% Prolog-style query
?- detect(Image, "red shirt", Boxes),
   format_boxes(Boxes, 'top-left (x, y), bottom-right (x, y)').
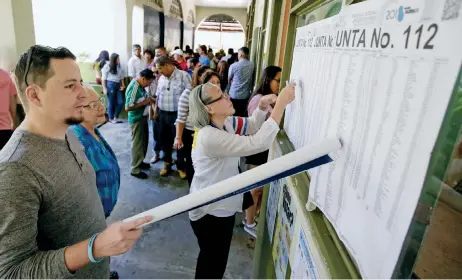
top-left (178, 59), bottom-right (188, 71)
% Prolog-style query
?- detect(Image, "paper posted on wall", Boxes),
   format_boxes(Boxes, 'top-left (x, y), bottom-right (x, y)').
top-left (285, 0), bottom-right (462, 278)
top-left (267, 179), bottom-right (282, 243)
top-left (291, 227), bottom-right (319, 279)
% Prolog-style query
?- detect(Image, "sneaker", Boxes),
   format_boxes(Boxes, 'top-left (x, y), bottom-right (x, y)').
top-left (131, 171), bottom-right (148, 179)
top-left (150, 153), bottom-right (160, 163)
top-left (178, 170), bottom-right (187, 179)
top-left (113, 118), bottom-right (123, 123)
top-left (244, 223), bottom-right (257, 238)
top-left (160, 162), bottom-right (172, 176)
top-left (139, 162), bottom-right (150, 170)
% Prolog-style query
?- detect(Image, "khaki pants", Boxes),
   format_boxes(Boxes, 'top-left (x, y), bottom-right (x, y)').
top-left (130, 117), bottom-right (149, 174)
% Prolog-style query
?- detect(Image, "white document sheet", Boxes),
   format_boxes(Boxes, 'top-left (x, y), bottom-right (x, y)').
top-left (284, 0), bottom-right (462, 278)
top-left (291, 226), bottom-right (319, 279)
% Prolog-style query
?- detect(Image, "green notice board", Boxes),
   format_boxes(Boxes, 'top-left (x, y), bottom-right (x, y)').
top-left (253, 0), bottom-right (462, 278)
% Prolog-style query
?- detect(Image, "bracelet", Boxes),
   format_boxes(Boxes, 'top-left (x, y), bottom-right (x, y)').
top-left (88, 233), bottom-right (103, 263)
top-left (175, 137), bottom-right (182, 140)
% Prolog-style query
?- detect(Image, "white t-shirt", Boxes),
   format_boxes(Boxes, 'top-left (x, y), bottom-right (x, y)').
top-left (189, 108), bottom-right (280, 221)
top-left (127, 55), bottom-right (147, 78)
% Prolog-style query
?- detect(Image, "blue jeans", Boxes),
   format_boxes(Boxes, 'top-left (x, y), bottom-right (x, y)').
top-left (107, 81), bottom-right (123, 120)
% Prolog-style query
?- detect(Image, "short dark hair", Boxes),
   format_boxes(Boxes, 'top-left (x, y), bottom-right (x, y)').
top-left (188, 57), bottom-right (198, 63)
top-left (13, 45), bottom-right (76, 110)
top-left (200, 45), bottom-right (207, 53)
top-left (155, 55), bottom-right (175, 66)
top-left (202, 71), bottom-right (220, 84)
top-left (139, 69), bottom-right (155, 79)
top-left (228, 48), bottom-right (234, 55)
top-left (143, 49), bottom-right (154, 58)
top-left (133, 44), bottom-right (141, 49)
top-left (239, 47), bottom-right (250, 56)
top-left (174, 46), bottom-right (180, 50)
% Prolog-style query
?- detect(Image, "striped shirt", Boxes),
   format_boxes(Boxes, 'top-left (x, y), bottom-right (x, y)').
top-left (228, 59), bottom-right (255, 100)
top-left (156, 68), bottom-right (192, 112)
top-left (101, 64), bottom-right (124, 83)
top-left (125, 79), bottom-right (148, 124)
top-left (176, 90), bottom-right (194, 131)
top-left (71, 125), bottom-right (120, 218)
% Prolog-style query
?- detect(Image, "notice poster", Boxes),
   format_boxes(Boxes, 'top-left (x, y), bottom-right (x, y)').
top-left (272, 180), bottom-right (298, 279)
top-left (291, 227), bottom-right (319, 279)
top-left (267, 179), bottom-right (282, 243)
top-left (280, 181), bottom-right (298, 246)
top-left (284, 0), bottom-right (462, 278)
top-left (272, 220), bottom-right (289, 279)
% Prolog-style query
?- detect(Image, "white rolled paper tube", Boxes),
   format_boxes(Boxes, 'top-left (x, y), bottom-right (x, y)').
top-left (124, 137), bottom-right (342, 227)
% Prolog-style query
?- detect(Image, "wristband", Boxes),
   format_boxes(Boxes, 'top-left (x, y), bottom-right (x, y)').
top-left (88, 233), bottom-right (103, 263)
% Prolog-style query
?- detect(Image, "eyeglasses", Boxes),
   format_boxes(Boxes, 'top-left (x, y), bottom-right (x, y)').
top-left (200, 84), bottom-right (229, 105)
top-left (23, 45), bottom-right (59, 87)
top-left (83, 97), bottom-right (105, 110)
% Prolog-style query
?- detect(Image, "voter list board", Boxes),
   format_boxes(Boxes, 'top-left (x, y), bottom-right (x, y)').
top-left (284, 0), bottom-right (462, 278)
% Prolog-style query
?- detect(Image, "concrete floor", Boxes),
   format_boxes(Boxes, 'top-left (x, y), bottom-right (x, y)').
top-left (100, 121), bottom-right (254, 279)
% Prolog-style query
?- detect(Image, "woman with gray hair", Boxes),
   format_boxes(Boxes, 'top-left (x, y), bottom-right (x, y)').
top-left (188, 81), bottom-right (295, 279)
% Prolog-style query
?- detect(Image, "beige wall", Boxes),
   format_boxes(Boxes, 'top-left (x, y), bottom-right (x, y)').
top-left (0, 0), bottom-right (35, 70)
top-left (195, 7), bottom-right (247, 30)
top-left (135, 0), bottom-right (196, 24)
top-left (130, 0), bottom-right (196, 53)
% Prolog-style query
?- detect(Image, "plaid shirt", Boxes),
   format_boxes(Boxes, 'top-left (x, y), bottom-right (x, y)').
top-left (228, 59), bottom-right (255, 100)
top-left (156, 68), bottom-right (192, 112)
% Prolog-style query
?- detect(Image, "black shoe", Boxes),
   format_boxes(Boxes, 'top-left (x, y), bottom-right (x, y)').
top-left (139, 162), bottom-right (150, 170)
top-left (131, 171), bottom-right (148, 179)
top-left (110, 271), bottom-right (119, 279)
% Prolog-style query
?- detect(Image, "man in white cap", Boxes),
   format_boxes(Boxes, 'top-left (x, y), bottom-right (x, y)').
top-left (171, 49), bottom-right (188, 71)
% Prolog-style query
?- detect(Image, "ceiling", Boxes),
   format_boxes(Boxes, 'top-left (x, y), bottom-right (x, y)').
top-left (194, 0), bottom-right (250, 8)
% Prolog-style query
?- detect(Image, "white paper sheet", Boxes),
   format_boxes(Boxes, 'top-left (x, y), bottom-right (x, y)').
top-left (291, 226), bottom-right (319, 279)
top-left (284, 0), bottom-right (462, 278)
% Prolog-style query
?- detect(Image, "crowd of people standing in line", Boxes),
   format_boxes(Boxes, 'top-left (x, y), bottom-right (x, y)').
top-left (0, 42), bottom-right (295, 279)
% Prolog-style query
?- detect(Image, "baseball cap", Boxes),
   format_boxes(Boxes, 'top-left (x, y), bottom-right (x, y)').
top-left (171, 49), bottom-right (184, 56)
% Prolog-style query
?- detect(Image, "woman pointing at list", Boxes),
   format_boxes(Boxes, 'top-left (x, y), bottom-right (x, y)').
top-left (187, 81), bottom-right (295, 279)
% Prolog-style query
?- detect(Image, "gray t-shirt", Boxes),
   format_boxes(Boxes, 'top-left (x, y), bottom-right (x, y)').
top-left (0, 129), bottom-right (110, 278)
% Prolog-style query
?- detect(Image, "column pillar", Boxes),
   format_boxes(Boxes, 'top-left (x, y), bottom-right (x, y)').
top-left (0, 0), bottom-right (35, 69)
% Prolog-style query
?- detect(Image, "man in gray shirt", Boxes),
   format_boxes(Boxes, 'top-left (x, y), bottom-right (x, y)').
top-left (0, 45), bottom-right (151, 278)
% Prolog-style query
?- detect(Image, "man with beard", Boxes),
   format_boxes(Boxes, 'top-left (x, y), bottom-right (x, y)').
top-left (0, 45), bottom-right (151, 278)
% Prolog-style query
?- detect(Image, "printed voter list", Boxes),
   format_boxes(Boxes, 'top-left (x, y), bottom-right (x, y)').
top-left (284, 0), bottom-right (462, 278)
